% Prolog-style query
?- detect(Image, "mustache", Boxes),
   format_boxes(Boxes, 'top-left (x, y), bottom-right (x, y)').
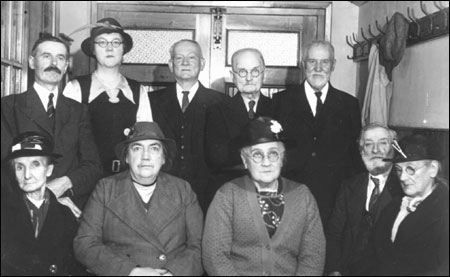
top-left (44, 66), bottom-right (62, 74)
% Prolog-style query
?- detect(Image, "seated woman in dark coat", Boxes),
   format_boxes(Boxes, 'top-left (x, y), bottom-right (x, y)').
top-left (359, 134), bottom-right (449, 276)
top-left (1, 132), bottom-right (83, 276)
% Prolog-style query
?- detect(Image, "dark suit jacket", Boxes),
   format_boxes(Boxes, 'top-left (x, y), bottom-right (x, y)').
top-left (362, 181), bottom-right (449, 276)
top-left (205, 92), bottom-right (273, 202)
top-left (273, 82), bottom-right (363, 224)
top-left (149, 83), bottom-right (226, 212)
top-left (325, 170), bottom-right (403, 275)
top-left (74, 171), bottom-right (204, 276)
top-left (1, 88), bottom-right (102, 208)
top-left (1, 189), bottom-right (82, 276)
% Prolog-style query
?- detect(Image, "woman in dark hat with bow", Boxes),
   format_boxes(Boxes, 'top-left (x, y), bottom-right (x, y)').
top-left (74, 122), bottom-right (203, 276)
top-left (63, 17), bottom-right (153, 177)
top-left (360, 134), bottom-right (449, 276)
top-left (1, 132), bottom-right (84, 276)
top-left (202, 117), bottom-right (325, 276)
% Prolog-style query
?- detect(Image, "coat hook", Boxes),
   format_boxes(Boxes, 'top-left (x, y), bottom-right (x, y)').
top-left (407, 7), bottom-right (421, 38)
top-left (375, 20), bottom-right (385, 34)
top-left (433, 0), bottom-right (443, 10)
top-left (368, 24), bottom-right (378, 38)
top-left (346, 35), bottom-right (355, 59)
top-left (361, 27), bottom-right (372, 43)
top-left (420, 1), bottom-right (434, 33)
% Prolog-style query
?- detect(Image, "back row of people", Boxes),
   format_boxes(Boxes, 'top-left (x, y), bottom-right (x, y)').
top-left (1, 17), bottom-right (447, 276)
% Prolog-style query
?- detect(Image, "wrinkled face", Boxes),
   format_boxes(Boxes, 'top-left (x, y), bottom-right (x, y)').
top-left (395, 160), bottom-right (437, 198)
top-left (231, 51), bottom-right (265, 96)
top-left (169, 41), bottom-right (205, 83)
top-left (126, 139), bottom-right (165, 183)
top-left (94, 33), bottom-right (124, 68)
top-left (360, 127), bottom-right (395, 175)
top-left (241, 142), bottom-right (284, 188)
top-left (303, 44), bottom-right (335, 91)
top-left (29, 41), bottom-right (68, 87)
top-left (13, 156), bottom-right (53, 194)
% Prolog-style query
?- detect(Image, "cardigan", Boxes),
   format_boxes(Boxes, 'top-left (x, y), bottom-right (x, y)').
top-left (202, 175), bottom-right (325, 276)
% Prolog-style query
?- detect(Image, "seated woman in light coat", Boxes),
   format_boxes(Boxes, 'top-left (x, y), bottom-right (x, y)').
top-left (74, 122), bottom-right (203, 276)
top-left (202, 117), bottom-right (325, 276)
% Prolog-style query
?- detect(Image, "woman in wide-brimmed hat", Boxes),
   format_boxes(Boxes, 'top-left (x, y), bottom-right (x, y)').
top-left (1, 131), bottom-right (85, 276)
top-left (63, 17), bottom-right (153, 177)
top-left (360, 134), bottom-right (449, 275)
top-left (74, 122), bottom-right (204, 276)
top-left (202, 116), bottom-right (325, 276)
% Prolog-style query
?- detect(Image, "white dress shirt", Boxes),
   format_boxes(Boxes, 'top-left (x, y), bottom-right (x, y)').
top-left (304, 81), bottom-right (329, 116)
top-left (365, 173), bottom-right (388, 211)
top-left (176, 82), bottom-right (199, 108)
top-left (34, 82), bottom-right (59, 111)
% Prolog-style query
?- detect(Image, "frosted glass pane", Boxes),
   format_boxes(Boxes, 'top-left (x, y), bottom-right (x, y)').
top-left (227, 31), bottom-right (299, 67)
top-left (123, 30), bottom-right (194, 64)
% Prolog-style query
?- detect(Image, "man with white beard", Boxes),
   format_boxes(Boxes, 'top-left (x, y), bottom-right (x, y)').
top-left (324, 123), bottom-right (404, 276)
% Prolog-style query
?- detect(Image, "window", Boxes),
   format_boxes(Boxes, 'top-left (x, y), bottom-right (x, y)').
top-left (1, 1), bottom-right (28, 97)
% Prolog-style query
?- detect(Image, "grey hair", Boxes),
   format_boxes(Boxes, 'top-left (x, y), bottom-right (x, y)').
top-left (169, 39), bottom-right (203, 59)
top-left (358, 123), bottom-right (398, 151)
top-left (302, 40), bottom-right (335, 62)
top-left (231, 48), bottom-right (266, 71)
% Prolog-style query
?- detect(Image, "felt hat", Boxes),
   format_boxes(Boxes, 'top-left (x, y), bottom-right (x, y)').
top-left (5, 131), bottom-right (61, 161)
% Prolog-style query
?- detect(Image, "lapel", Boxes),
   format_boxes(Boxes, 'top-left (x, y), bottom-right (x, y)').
top-left (294, 83), bottom-right (315, 130)
top-left (155, 84), bottom-right (181, 135)
top-left (106, 173), bottom-right (165, 251)
top-left (16, 88), bottom-right (53, 136)
top-left (7, 191), bottom-right (38, 244)
top-left (255, 93), bottom-right (272, 117)
top-left (53, 94), bottom-right (72, 139)
top-left (228, 92), bottom-right (250, 123)
top-left (348, 173), bottom-right (369, 237)
top-left (315, 84), bottom-right (341, 130)
top-left (106, 172), bottom-right (182, 252)
top-left (373, 170), bottom-right (402, 222)
top-left (395, 184), bottom-right (447, 244)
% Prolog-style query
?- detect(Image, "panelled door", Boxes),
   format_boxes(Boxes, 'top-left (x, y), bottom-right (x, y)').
top-left (95, 2), bottom-right (329, 96)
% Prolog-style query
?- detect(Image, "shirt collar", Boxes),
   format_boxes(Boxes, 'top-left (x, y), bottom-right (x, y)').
top-left (34, 82), bottom-right (59, 109)
top-left (89, 71), bottom-right (135, 104)
top-left (241, 93), bottom-right (260, 112)
top-left (176, 82), bottom-right (199, 104)
top-left (304, 80), bottom-right (329, 99)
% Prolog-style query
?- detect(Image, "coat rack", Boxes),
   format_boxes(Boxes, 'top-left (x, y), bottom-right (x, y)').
top-left (347, 1), bottom-right (449, 61)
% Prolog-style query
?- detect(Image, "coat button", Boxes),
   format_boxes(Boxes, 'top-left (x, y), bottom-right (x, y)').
top-left (49, 264), bottom-right (58, 274)
top-left (158, 254), bottom-right (167, 261)
top-left (311, 152), bottom-right (316, 157)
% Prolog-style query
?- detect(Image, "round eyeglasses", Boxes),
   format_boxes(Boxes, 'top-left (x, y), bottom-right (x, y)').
top-left (232, 68), bottom-right (264, 78)
top-left (395, 164), bottom-right (427, 176)
top-left (246, 150), bottom-right (283, 163)
top-left (94, 39), bottom-right (123, 48)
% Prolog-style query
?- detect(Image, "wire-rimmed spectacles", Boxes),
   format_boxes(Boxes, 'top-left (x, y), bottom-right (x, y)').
top-left (94, 39), bottom-right (123, 48)
top-left (395, 164), bottom-right (427, 176)
top-left (246, 150), bottom-right (284, 163)
top-left (232, 68), bottom-right (264, 78)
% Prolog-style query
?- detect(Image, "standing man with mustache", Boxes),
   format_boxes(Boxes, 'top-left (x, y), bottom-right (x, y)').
top-left (324, 123), bottom-right (403, 276)
top-left (1, 34), bottom-right (102, 216)
top-left (273, 40), bottom-right (363, 226)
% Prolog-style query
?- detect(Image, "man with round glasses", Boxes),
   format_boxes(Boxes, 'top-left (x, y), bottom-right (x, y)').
top-left (203, 117), bottom-right (325, 276)
top-left (63, 17), bottom-right (153, 177)
top-left (206, 48), bottom-right (274, 201)
top-left (359, 133), bottom-right (448, 275)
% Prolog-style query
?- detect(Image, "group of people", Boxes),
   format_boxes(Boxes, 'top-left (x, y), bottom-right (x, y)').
top-left (1, 17), bottom-right (448, 276)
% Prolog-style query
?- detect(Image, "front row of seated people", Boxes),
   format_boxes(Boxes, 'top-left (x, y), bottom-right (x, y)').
top-left (2, 120), bottom-right (448, 276)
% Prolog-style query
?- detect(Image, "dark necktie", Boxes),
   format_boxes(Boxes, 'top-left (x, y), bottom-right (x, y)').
top-left (47, 93), bottom-right (55, 118)
top-left (248, 100), bottom-right (256, 120)
top-left (181, 91), bottom-right (190, 113)
top-left (369, 177), bottom-right (381, 211)
top-left (315, 91), bottom-right (323, 116)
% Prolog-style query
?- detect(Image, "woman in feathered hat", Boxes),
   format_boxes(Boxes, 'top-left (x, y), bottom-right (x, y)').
top-left (63, 17), bottom-right (153, 177)
top-left (202, 117), bottom-right (325, 275)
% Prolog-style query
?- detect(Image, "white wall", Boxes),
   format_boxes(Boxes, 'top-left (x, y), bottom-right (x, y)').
top-left (330, 1), bottom-right (359, 96)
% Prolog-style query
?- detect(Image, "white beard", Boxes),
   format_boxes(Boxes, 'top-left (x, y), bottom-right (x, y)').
top-left (363, 156), bottom-right (392, 175)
